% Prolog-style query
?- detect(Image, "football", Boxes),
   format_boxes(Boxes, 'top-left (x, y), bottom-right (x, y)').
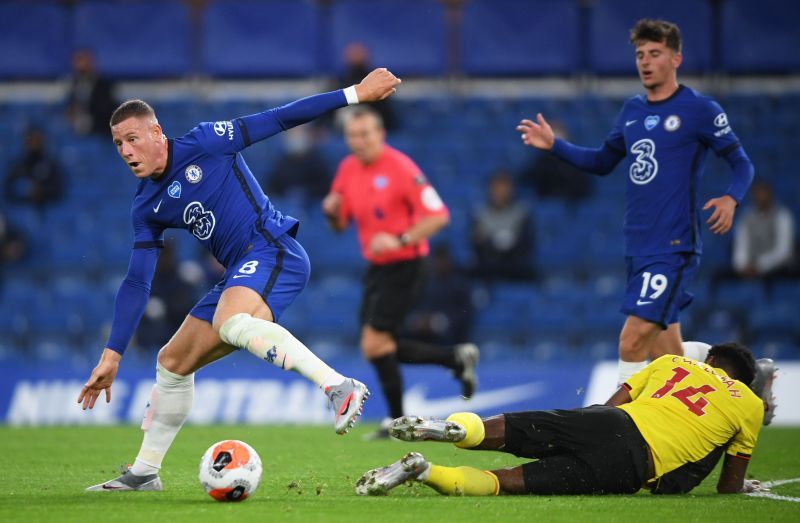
top-left (198, 440), bottom-right (262, 502)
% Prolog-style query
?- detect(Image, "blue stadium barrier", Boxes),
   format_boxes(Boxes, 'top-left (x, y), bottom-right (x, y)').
top-left (328, 0), bottom-right (446, 76)
top-left (721, 0), bottom-right (800, 73)
top-left (461, 0), bottom-right (579, 75)
top-left (202, 0), bottom-right (319, 77)
top-left (588, 0), bottom-right (712, 74)
top-left (73, 0), bottom-right (191, 78)
top-left (0, 2), bottom-right (68, 78)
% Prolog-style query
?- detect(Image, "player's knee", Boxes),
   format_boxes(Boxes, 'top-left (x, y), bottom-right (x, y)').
top-left (619, 331), bottom-right (647, 361)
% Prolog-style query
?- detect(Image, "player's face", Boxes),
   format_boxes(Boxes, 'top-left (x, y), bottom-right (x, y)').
top-left (345, 115), bottom-right (385, 164)
top-left (635, 40), bottom-right (681, 90)
top-left (111, 116), bottom-right (164, 178)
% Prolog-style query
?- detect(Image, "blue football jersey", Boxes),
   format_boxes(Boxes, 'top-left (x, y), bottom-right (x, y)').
top-left (130, 120), bottom-right (297, 269)
top-left (604, 85), bottom-right (742, 256)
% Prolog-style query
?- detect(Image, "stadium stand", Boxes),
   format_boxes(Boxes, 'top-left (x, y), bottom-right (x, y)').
top-left (0, 0), bottom-right (798, 365)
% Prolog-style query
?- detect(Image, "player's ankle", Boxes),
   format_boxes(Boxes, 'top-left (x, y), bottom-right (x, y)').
top-left (130, 458), bottom-right (159, 477)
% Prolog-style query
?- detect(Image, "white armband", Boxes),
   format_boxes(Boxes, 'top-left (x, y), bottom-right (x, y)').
top-left (343, 85), bottom-right (359, 105)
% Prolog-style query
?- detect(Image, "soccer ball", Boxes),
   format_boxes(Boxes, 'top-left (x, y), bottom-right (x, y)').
top-left (198, 440), bottom-right (262, 502)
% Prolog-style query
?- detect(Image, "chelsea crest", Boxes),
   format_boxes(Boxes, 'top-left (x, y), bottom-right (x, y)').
top-left (185, 164), bottom-right (203, 183)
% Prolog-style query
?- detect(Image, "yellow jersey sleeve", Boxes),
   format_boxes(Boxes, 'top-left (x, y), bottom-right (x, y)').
top-left (727, 397), bottom-right (764, 460)
top-left (623, 356), bottom-right (665, 400)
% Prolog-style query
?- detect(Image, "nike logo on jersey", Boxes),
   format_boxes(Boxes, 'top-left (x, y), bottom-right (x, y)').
top-left (626, 120), bottom-right (638, 127)
top-left (153, 200), bottom-right (163, 213)
top-left (636, 299), bottom-right (654, 306)
top-left (232, 275), bottom-right (251, 279)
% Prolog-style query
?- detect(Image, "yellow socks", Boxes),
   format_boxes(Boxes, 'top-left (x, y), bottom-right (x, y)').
top-left (419, 412), bottom-right (496, 495)
top-left (446, 412), bottom-right (485, 449)
top-left (425, 465), bottom-right (499, 496)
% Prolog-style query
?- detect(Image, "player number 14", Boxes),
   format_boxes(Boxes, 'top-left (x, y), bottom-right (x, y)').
top-left (651, 367), bottom-right (715, 416)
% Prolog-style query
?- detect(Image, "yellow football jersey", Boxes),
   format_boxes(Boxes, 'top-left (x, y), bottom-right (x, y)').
top-left (618, 355), bottom-right (763, 479)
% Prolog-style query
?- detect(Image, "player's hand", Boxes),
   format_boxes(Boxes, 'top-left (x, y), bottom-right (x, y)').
top-left (355, 68), bottom-right (402, 102)
top-left (742, 479), bottom-right (769, 493)
top-left (369, 232), bottom-right (402, 255)
top-left (703, 195), bottom-right (737, 235)
top-left (78, 348), bottom-right (121, 410)
top-left (517, 113), bottom-right (555, 150)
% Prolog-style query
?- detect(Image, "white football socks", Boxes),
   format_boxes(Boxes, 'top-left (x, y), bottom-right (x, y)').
top-left (682, 341), bottom-right (711, 363)
top-left (130, 364), bottom-right (194, 476)
top-left (617, 359), bottom-right (648, 387)
top-left (219, 312), bottom-right (345, 389)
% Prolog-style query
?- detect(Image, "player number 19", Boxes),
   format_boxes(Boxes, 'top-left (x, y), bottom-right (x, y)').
top-left (640, 272), bottom-right (668, 300)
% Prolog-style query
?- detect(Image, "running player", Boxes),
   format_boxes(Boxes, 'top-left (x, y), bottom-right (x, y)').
top-left (80, 68), bottom-right (401, 492)
top-left (517, 19), bottom-right (755, 386)
top-left (322, 108), bottom-right (479, 439)
top-left (357, 343), bottom-right (765, 496)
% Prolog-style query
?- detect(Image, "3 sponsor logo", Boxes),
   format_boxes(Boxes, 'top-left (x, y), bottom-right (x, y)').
top-left (183, 201), bottom-right (216, 240)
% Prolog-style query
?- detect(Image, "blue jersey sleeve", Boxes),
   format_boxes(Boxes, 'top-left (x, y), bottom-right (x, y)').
top-left (133, 208), bottom-right (165, 248)
top-left (106, 209), bottom-right (164, 354)
top-left (604, 105), bottom-right (627, 155)
top-left (105, 246), bottom-right (160, 354)
top-left (697, 97), bottom-right (754, 203)
top-left (549, 104), bottom-right (626, 175)
top-left (697, 97), bottom-right (741, 156)
top-left (190, 89), bottom-right (349, 156)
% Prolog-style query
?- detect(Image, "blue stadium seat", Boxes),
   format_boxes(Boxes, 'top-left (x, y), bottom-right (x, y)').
top-left (0, 2), bottom-right (68, 78)
top-left (329, 0), bottom-right (446, 76)
top-left (461, 0), bottom-right (579, 75)
top-left (721, 0), bottom-right (800, 73)
top-left (588, 0), bottom-right (712, 74)
top-left (73, 0), bottom-right (191, 78)
top-left (202, 0), bottom-right (318, 77)
top-left (714, 281), bottom-right (766, 310)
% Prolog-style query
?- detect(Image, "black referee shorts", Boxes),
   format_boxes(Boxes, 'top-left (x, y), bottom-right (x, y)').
top-left (504, 405), bottom-right (650, 495)
top-left (360, 258), bottom-right (424, 334)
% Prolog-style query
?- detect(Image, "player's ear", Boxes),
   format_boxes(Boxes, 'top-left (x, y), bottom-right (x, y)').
top-left (151, 123), bottom-right (163, 140)
top-left (672, 51), bottom-right (683, 69)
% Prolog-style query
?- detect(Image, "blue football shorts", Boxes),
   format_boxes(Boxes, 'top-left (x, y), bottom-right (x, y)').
top-left (621, 252), bottom-right (700, 329)
top-left (190, 231), bottom-right (310, 324)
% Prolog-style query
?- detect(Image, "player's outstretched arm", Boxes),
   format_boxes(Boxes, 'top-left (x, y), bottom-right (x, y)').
top-left (354, 67), bottom-right (402, 102)
top-left (77, 348), bottom-right (121, 410)
top-left (518, 114), bottom-right (624, 175)
top-left (226, 68), bottom-right (401, 151)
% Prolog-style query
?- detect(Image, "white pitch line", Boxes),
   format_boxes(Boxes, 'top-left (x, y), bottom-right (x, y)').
top-left (746, 477), bottom-right (800, 503)
top-left (761, 478), bottom-right (800, 489)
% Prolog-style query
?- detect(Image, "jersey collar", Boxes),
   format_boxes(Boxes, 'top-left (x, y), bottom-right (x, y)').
top-left (149, 138), bottom-right (173, 183)
top-left (645, 84), bottom-right (685, 106)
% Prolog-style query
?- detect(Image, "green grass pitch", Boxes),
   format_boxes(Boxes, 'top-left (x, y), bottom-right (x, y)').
top-left (0, 424), bottom-right (798, 522)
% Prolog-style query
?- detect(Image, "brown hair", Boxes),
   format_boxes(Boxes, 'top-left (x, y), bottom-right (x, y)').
top-left (629, 19), bottom-right (681, 53)
top-left (109, 99), bottom-right (156, 127)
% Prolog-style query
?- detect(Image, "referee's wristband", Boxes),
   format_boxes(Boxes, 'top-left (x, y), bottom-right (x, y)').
top-left (343, 86), bottom-right (359, 105)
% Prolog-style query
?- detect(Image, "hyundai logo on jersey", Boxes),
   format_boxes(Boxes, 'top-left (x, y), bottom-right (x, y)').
top-left (644, 115), bottom-right (661, 130)
top-left (168, 181), bottom-right (182, 198)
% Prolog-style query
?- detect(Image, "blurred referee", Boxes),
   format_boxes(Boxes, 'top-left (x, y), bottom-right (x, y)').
top-left (323, 108), bottom-right (479, 438)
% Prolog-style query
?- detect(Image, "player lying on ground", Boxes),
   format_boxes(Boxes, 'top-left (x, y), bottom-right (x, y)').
top-left (78, 68), bottom-right (401, 492)
top-left (356, 343), bottom-right (769, 496)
